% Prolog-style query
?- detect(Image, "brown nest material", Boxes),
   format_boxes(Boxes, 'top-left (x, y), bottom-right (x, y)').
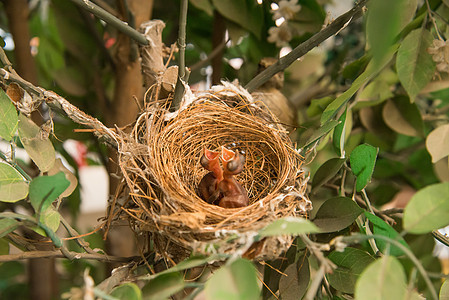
top-left (114, 82), bottom-right (312, 261)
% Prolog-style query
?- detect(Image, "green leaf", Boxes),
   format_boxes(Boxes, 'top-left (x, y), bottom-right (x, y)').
top-left (299, 120), bottom-right (340, 148)
top-left (279, 258), bottom-right (310, 300)
top-left (0, 89), bottom-right (18, 141)
top-left (333, 109), bottom-right (350, 156)
top-left (259, 217), bottom-right (320, 237)
top-left (327, 247), bottom-right (375, 294)
top-left (0, 238), bottom-right (9, 255)
top-left (342, 55), bottom-right (370, 80)
top-left (403, 182), bottom-right (449, 234)
top-left (313, 197), bottom-right (363, 233)
top-left (189, 0), bottom-right (213, 16)
top-left (47, 158), bottom-right (77, 197)
top-left (142, 272), bottom-right (184, 300)
top-left (364, 212), bottom-right (409, 256)
top-left (0, 163), bottom-right (28, 202)
top-left (307, 96), bottom-right (333, 117)
top-left (440, 279), bottom-right (449, 300)
top-left (355, 256), bottom-right (407, 300)
top-left (212, 0), bottom-right (263, 39)
top-left (426, 124), bottom-right (449, 163)
top-left (321, 54), bottom-right (394, 124)
top-left (366, 0), bottom-right (410, 66)
top-left (204, 259), bottom-right (260, 300)
top-left (355, 69), bottom-right (398, 108)
top-left (397, 28), bottom-right (435, 101)
top-left (29, 172), bottom-right (70, 214)
top-left (111, 283), bottom-right (142, 300)
top-left (350, 144), bottom-right (378, 192)
top-left (0, 218), bottom-right (18, 238)
top-left (40, 208), bottom-right (60, 232)
top-left (312, 158), bottom-right (346, 191)
top-left (18, 114), bottom-right (55, 172)
top-left (382, 96), bottom-right (424, 137)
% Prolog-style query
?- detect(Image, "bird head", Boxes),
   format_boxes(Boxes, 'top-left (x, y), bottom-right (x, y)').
top-left (221, 146), bottom-right (245, 175)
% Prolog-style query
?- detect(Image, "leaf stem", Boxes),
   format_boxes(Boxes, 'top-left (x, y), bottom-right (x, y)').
top-left (0, 151), bottom-right (32, 181)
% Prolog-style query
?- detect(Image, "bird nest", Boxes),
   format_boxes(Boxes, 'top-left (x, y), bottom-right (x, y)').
top-left (113, 82), bottom-right (312, 261)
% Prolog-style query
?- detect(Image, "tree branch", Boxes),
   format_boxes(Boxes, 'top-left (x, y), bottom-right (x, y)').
top-left (68, 0), bottom-right (148, 45)
top-left (0, 52), bottom-right (118, 149)
top-left (59, 215), bottom-right (97, 254)
top-left (0, 249), bottom-right (140, 263)
top-left (189, 38), bottom-right (228, 72)
top-left (245, 0), bottom-right (368, 93)
top-left (172, 0), bottom-right (189, 111)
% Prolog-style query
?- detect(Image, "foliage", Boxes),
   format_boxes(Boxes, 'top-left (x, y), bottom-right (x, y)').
top-left (0, 0), bottom-right (449, 299)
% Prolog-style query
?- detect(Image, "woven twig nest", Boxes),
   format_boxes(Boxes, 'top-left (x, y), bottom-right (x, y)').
top-left (114, 82), bottom-right (311, 261)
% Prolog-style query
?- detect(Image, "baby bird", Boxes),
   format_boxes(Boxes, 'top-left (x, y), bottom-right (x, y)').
top-left (217, 146), bottom-right (249, 208)
top-left (198, 148), bottom-right (223, 204)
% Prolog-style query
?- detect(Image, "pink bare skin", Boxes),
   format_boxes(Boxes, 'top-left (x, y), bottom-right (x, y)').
top-left (198, 148), bottom-right (223, 204)
top-left (217, 146), bottom-right (249, 208)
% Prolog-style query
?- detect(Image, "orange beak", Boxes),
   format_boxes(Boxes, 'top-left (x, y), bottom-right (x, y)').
top-left (204, 148), bottom-right (220, 161)
top-left (221, 146), bottom-right (235, 162)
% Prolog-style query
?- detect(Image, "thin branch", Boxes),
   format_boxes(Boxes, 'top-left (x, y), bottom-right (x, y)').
top-left (0, 249), bottom-right (139, 263)
top-left (245, 0), bottom-right (368, 93)
top-left (190, 38), bottom-right (229, 72)
top-left (0, 58), bottom-right (118, 149)
top-left (303, 264), bottom-right (326, 300)
top-left (96, 265), bottom-right (133, 293)
top-left (91, 0), bottom-right (120, 18)
top-left (425, 0), bottom-right (443, 40)
top-left (59, 215), bottom-right (97, 254)
top-left (172, 0), bottom-right (189, 111)
top-left (68, 0), bottom-right (148, 45)
top-left (301, 234), bottom-right (335, 273)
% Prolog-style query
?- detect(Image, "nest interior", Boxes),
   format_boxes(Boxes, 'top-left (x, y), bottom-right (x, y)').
top-left (114, 84), bottom-right (311, 261)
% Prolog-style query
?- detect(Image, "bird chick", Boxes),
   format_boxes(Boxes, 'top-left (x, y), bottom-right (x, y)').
top-left (217, 146), bottom-right (249, 208)
top-left (198, 148), bottom-right (223, 204)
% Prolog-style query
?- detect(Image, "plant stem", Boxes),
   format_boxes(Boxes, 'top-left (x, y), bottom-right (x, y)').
top-left (172, 0), bottom-right (189, 111)
top-left (303, 264), bottom-right (325, 300)
top-left (59, 214), bottom-right (97, 254)
top-left (340, 234), bottom-right (438, 300)
top-left (69, 0), bottom-right (148, 45)
top-left (0, 151), bottom-right (32, 182)
top-left (0, 249), bottom-right (139, 263)
top-left (245, 0), bottom-right (368, 93)
top-left (190, 38), bottom-right (229, 72)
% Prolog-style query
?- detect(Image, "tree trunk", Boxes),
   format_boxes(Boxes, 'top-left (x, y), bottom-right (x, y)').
top-left (105, 0), bottom-right (154, 273)
top-left (4, 1), bottom-right (56, 299)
